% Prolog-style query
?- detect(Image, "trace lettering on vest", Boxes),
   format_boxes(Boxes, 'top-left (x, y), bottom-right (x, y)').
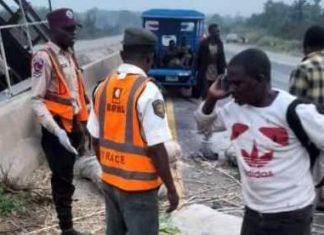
top-left (101, 150), bottom-right (126, 165)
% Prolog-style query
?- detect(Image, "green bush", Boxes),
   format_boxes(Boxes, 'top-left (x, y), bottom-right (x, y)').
top-left (0, 182), bottom-right (25, 216)
top-left (246, 32), bottom-right (301, 54)
top-left (246, 31), bottom-right (266, 44)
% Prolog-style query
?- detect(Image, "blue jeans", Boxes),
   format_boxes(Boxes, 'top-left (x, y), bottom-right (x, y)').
top-left (102, 183), bottom-right (159, 235)
top-left (240, 205), bottom-right (313, 235)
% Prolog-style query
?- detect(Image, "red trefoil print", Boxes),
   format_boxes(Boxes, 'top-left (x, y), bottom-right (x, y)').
top-left (241, 142), bottom-right (273, 168)
top-left (231, 123), bottom-right (289, 169)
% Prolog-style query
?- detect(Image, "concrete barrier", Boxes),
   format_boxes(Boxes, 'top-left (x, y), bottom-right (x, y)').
top-left (0, 52), bottom-right (122, 186)
top-left (82, 51), bottom-right (121, 89)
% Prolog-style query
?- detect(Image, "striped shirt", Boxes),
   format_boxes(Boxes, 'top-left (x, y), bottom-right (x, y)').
top-left (289, 50), bottom-right (324, 104)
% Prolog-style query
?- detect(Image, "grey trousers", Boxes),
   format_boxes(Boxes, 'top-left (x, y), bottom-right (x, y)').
top-left (102, 183), bottom-right (159, 235)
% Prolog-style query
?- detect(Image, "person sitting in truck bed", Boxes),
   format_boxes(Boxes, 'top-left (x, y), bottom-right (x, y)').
top-left (162, 38), bottom-right (193, 68)
top-left (178, 36), bottom-right (193, 67)
top-left (162, 40), bottom-right (181, 68)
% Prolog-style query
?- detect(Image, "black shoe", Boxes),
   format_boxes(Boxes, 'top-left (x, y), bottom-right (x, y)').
top-left (61, 228), bottom-right (92, 235)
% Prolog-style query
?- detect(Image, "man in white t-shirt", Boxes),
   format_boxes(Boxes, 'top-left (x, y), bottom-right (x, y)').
top-left (87, 27), bottom-right (179, 235)
top-left (195, 48), bottom-right (323, 235)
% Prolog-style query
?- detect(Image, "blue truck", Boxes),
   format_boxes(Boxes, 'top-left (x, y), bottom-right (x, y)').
top-left (142, 9), bottom-right (205, 96)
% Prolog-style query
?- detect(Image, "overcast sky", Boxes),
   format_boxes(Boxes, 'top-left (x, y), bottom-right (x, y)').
top-left (25, 0), bottom-right (324, 16)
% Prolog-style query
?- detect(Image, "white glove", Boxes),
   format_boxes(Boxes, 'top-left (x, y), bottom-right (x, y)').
top-left (56, 128), bottom-right (78, 155)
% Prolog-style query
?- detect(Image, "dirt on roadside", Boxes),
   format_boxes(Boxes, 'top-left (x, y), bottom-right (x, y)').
top-left (0, 164), bottom-right (106, 235)
top-left (0, 162), bottom-right (180, 235)
top-left (181, 156), bottom-right (243, 216)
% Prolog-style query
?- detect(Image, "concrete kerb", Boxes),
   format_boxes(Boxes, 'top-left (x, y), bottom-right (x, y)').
top-left (0, 52), bottom-right (122, 186)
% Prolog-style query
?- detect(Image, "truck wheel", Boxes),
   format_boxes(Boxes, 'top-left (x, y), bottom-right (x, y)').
top-left (192, 84), bottom-right (202, 98)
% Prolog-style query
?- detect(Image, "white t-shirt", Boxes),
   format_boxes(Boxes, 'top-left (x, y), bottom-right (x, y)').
top-left (87, 63), bottom-right (172, 146)
top-left (196, 90), bottom-right (319, 213)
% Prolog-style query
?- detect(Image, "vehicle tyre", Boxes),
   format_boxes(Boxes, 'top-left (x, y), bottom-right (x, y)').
top-left (192, 83), bottom-right (202, 98)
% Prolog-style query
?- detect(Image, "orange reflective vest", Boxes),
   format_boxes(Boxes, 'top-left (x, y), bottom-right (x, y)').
top-left (94, 73), bottom-right (162, 191)
top-left (40, 47), bottom-right (89, 132)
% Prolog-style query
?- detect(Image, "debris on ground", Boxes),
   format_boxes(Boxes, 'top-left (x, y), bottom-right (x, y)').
top-left (183, 155), bottom-right (243, 217)
top-left (0, 139), bottom-right (185, 235)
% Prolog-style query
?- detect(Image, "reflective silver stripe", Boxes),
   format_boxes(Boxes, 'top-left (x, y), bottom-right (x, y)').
top-left (99, 78), bottom-right (111, 138)
top-left (100, 139), bottom-right (146, 155)
top-left (43, 48), bottom-right (73, 105)
top-left (46, 48), bottom-right (67, 81)
top-left (45, 93), bottom-right (72, 105)
top-left (125, 76), bottom-right (148, 143)
top-left (102, 165), bottom-right (158, 180)
top-left (99, 75), bottom-right (148, 155)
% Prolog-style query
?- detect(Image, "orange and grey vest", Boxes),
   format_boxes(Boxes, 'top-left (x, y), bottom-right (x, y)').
top-left (94, 73), bottom-right (162, 191)
top-left (40, 47), bottom-right (89, 132)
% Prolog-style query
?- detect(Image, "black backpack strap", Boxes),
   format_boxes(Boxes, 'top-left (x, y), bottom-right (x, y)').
top-left (286, 98), bottom-right (320, 169)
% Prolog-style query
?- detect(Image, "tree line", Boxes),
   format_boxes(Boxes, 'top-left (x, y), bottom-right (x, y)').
top-left (5, 1), bottom-right (323, 42)
top-left (208, 0), bottom-right (324, 41)
top-left (248, 0), bottom-right (324, 40)
top-left (32, 7), bottom-right (141, 39)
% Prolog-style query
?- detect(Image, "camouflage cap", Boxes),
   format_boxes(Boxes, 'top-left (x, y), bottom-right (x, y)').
top-left (122, 27), bottom-right (157, 46)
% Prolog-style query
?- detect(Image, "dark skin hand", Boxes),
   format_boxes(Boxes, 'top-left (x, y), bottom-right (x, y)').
top-left (203, 65), bottom-right (277, 115)
top-left (203, 78), bottom-right (231, 115)
top-left (91, 139), bottom-right (179, 212)
top-left (91, 137), bottom-right (100, 162)
top-left (148, 143), bottom-right (179, 213)
top-left (80, 121), bottom-right (93, 152)
top-left (73, 121), bottom-right (88, 155)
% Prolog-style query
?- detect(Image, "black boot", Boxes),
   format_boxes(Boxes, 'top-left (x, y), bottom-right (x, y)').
top-left (61, 228), bottom-right (92, 235)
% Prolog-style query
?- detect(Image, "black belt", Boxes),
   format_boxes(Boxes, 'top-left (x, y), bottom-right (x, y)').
top-left (245, 205), bottom-right (313, 219)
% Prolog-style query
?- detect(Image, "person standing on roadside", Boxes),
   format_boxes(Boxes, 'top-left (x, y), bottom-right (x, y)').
top-left (196, 48), bottom-right (321, 235)
top-left (289, 25), bottom-right (324, 211)
top-left (195, 23), bottom-right (226, 99)
top-left (87, 27), bottom-right (179, 235)
top-left (290, 25), bottom-right (324, 104)
top-left (31, 8), bottom-right (91, 235)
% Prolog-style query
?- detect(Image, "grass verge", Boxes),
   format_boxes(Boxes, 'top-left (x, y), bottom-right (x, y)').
top-left (246, 31), bottom-right (301, 56)
top-left (0, 182), bottom-right (25, 216)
